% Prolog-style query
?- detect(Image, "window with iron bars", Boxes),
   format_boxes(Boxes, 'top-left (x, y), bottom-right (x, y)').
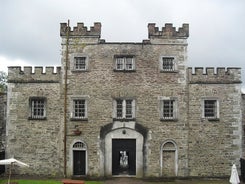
top-left (161, 57), bottom-right (175, 71)
top-left (29, 97), bottom-right (46, 120)
top-left (160, 99), bottom-right (177, 120)
top-left (74, 57), bottom-right (87, 70)
top-left (204, 100), bottom-right (217, 118)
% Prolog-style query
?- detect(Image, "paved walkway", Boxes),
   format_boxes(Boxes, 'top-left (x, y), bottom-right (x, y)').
top-left (104, 177), bottom-right (148, 184)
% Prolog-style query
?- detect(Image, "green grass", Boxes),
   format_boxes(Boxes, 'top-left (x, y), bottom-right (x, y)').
top-left (0, 179), bottom-right (231, 184)
top-left (0, 180), bottom-right (103, 184)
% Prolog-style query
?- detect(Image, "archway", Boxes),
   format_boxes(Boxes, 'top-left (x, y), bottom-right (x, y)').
top-left (71, 141), bottom-right (87, 176)
top-left (160, 140), bottom-right (178, 176)
top-left (104, 126), bottom-right (144, 177)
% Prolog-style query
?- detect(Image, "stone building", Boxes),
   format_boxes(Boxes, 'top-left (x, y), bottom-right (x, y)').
top-left (6, 22), bottom-right (243, 178)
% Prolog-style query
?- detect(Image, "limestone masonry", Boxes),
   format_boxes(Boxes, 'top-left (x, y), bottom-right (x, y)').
top-left (5, 22), bottom-right (244, 178)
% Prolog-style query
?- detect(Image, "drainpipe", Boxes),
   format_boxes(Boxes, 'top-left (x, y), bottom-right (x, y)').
top-left (64, 19), bottom-right (70, 178)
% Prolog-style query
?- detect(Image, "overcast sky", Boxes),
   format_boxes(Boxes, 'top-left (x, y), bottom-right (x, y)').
top-left (0, 0), bottom-right (244, 89)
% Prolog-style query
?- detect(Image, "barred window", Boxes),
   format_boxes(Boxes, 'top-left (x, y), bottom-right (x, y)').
top-left (74, 57), bottom-right (87, 70)
top-left (202, 98), bottom-right (219, 120)
top-left (115, 56), bottom-right (135, 71)
top-left (72, 99), bottom-right (87, 119)
top-left (29, 97), bottom-right (46, 120)
top-left (114, 99), bottom-right (135, 120)
top-left (160, 98), bottom-right (178, 120)
top-left (163, 100), bottom-right (174, 119)
top-left (161, 57), bottom-right (175, 71)
top-left (204, 100), bottom-right (217, 118)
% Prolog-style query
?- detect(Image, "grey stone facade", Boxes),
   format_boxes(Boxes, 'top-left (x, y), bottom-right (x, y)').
top-left (5, 22), bottom-right (243, 178)
top-left (0, 92), bottom-right (6, 152)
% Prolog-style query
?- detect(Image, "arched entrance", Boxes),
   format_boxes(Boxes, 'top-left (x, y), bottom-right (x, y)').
top-left (102, 122), bottom-right (146, 177)
top-left (160, 140), bottom-right (178, 176)
top-left (72, 141), bottom-right (87, 176)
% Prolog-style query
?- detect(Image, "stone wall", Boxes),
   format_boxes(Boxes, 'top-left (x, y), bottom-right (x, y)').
top-left (6, 69), bottom-right (63, 176)
top-left (0, 92), bottom-right (6, 151)
top-left (188, 71), bottom-right (242, 176)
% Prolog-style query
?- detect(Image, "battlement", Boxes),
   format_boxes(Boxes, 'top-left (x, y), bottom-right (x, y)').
top-left (188, 67), bottom-right (242, 84)
top-left (8, 66), bottom-right (61, 83)
top-left (148, 23), bottom-right (189, 39)
top-left (60, 22), bottom-right (101, 37)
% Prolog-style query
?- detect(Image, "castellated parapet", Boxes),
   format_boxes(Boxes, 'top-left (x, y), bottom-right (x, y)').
top-left (8, 66), bottom-right (61, 83)
top-left (148, 23), bottom-right (189, 39)
top-left (188, 67), bottom-right (241, 84)
top-left (60, 22), bottom-right (101, 37)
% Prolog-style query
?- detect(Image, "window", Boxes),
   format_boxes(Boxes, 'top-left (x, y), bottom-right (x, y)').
top-left (115, 56), bottom-right (135, 71)
top-left (160, 98), bottom-right (177, 120)
top-left (202, 99), bottom-right (219, 119)
top-left (114, 99), bottom-right (135, 120)
top-left (29, 97), bottom-right (46, 120)
top-left (161, 57), bottom-right (175, 72)
top-left (71, 99), bottom-right (87, 120)
top-left (74, 57), bottom-right (87, 70)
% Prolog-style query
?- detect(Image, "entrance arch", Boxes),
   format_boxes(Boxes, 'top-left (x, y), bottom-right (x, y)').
top-left (160, 140), bottom-right (178, 176)
top-left (71, 140), bottom-right (87, 176)
top-left (104, 126), bottom-right (144, 177)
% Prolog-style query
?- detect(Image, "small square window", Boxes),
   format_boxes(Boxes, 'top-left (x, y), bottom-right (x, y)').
top-left (74, 57), bottom-right (87, 70)
top-left (29, 97), bottom-right (46, 120)
top-left (161, 57), bottom-right (175, 72)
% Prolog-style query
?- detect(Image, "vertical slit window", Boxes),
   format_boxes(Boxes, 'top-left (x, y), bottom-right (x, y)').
top-left (125, 99), bottom-right (133, 118)
top-left (116, 99), bottom-right (123, 118)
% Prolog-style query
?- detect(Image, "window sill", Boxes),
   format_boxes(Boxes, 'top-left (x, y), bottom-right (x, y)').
top-left (71, 69), bottom-right (89, 72)
top-left (160, 118), bottom-right (178, 122)
top-left (28, 117), bottom-right (47, 120)
top-left (113, 118), bottom-right (136, 122)
top-left (160, 70), bottom-right (178, 73)
top-left (113, 69), bottom-right (136, 73)
top-left (206, 118), bottom-right (219, 121)
top-left (70, 118), bottom-right (88, 121)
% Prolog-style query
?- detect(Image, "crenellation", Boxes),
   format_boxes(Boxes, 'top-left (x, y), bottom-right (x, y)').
top-left (34, 66), bottom-right (44, 74)
top-left (148, 23), bottom-right (189, 39)
top-left (60, 22), bottom-right (101, 37)
top-left (8, 66), bottom-right (60, 83)
top-left (188, 67), bottom-right (242, 84)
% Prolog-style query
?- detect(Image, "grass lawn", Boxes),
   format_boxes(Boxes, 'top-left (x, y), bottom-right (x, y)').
top-left (0, 179), bottom-right (232, 184)
top-left (0, 180), bottom-right (103, 184)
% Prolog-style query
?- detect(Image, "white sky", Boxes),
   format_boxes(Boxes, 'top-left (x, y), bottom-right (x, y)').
top-left (0, 0), bottom-right (244, 89)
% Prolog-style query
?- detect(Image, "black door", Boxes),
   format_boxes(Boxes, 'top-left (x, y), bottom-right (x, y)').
top-left (112, 139), bottom-right (136, 175)
top-left (73, 150), bottom-right (86, 175)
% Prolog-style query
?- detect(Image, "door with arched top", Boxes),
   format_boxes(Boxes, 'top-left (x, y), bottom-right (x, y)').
top-left (161, 141), bottom-right (178, 176)
top-left (73, 141), bottom-right (86, 176)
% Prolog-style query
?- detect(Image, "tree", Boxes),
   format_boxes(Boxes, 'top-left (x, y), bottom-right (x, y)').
top-left (0, 71), bottom-right (7, 92)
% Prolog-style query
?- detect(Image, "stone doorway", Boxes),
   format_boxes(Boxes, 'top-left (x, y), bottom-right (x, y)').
top-left (112, 139), bottom-right (136, 175)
